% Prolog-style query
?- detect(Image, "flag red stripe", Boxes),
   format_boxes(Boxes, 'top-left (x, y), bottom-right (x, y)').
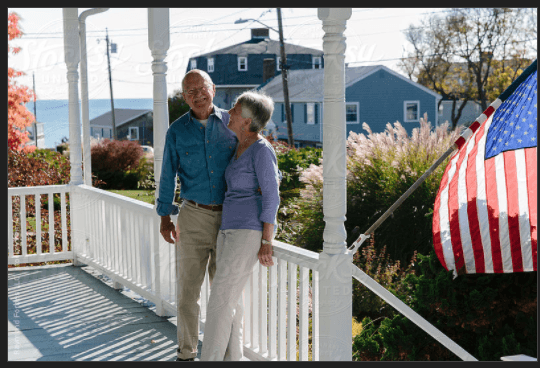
top-left (503, 150), bottom-right (524, 272)
top-left (484, 157), bottom-right (504, 273)
top-left (525, 147), bottom-right (537, 271)
top-left (433, 161), bottom-right (453, 271)
top-left (465, 125), bottom-right (485, 273)
top-left (448, 146), bottom-right (469, 272)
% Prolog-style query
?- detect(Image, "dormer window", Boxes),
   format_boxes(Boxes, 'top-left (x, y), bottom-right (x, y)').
top-left (207, 57), bottom-right (214, 73)
top-left (313, 56), bottom-right (322, 69)
top-left (190, 59), bottom-right (197, 70)
top-left (238, 56), bottom-right (248, 71)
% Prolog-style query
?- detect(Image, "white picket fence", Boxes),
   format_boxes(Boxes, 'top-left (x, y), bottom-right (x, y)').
top-left (8, 184), bottom-right (535, 361)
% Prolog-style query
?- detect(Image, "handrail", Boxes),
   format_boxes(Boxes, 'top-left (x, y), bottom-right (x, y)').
top-left (351, 265), bottom-right (477, 361)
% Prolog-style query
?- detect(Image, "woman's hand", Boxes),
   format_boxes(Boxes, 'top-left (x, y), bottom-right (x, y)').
top-left (258, 241), bottom-right (274, 267)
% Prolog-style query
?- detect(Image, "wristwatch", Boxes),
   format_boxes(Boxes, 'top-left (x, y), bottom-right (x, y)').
top-left (261, 239), bottom-right (272, 245)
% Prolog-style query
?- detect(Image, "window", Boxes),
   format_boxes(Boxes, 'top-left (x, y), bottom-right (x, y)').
top-left (312, 56), bottom-right (322, 69)
top-left (129, 127), bottom-right (139, 141)
top-left (276, 56), bottom-right (281, 71)
top-left (190, 59), bottom-right (197, 69)
top-left (207, 57), bottom-right (214, 73)
top-left (404, 101), bottom-right (420, 122)
top-left (238, 56), bottom-right (247, 71)
top-left (346, 102), bottom-right (359, 124)
top-left (306, 103), bottom-right (315, 124)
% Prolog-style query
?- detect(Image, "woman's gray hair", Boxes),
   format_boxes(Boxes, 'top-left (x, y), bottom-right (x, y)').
top-left (236, 90), bottom-right (275, 133)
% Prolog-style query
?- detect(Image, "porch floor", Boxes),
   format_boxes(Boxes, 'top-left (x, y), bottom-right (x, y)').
top-left (8, 264), bottom-right (220, 361)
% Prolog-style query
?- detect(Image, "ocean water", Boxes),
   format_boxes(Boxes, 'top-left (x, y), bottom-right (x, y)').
top-left (25, 98), bottom-right (154, 148)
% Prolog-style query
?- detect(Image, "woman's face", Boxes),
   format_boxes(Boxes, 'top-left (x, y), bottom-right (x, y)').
top-left (228, 102), bottom-right (249, 136)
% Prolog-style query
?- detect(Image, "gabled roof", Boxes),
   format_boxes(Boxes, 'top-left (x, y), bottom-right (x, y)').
top-left (259, 65), bottom-right (441, 102)
top-left (193, 38), bottom-right (323, 58)
top-left (90, 109), bottom-right (152, 128)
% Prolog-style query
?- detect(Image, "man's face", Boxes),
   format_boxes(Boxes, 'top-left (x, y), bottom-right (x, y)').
top-left (182, 73), bottom-right (215, 119)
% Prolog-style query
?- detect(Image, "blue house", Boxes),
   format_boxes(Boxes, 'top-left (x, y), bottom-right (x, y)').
top-left (186, 28), bottom-right (324, 109)
top-left (259, 65), bottom-right (442, 147)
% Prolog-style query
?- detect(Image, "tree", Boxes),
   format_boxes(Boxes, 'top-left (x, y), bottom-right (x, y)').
top-left (8, 12), bottom-right (35, 151)
top-left (401, 8), bottom-right (532, 129)
top-left (168, 89), bottom-right (190, 125)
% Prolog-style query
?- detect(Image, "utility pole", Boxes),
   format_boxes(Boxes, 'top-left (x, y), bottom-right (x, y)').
top-left (277, 8), bottom-right (294, 147)
top-left (32, 72), bottom-right (38, 146)
top-left (105, 27), bottom-right (117, 140)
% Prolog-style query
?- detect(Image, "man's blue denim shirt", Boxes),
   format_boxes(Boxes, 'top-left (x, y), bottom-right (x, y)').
top-left (156, 106), bottom-right (237, 216)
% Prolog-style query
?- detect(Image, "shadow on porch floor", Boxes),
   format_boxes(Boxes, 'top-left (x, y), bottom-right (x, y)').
top-left (8, 264), bottom-right (216, 361)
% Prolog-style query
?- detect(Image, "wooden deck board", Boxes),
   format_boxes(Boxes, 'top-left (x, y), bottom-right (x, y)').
top-left (8, 264), bottom-right (182, 361)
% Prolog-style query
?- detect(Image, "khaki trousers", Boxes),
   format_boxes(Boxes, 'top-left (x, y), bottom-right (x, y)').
top-left (200, 229), bottom-right (262, 361)
top-left (175, 201), bottom-right (222, 360)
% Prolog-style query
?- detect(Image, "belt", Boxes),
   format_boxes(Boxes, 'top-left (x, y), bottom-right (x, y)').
top-left (186, 200), bottom-right (223, 212)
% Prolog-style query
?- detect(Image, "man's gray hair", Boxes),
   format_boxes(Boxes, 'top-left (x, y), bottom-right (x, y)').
top-left (181, 69), bottom-right (214, 92)
top-left (236, 90), bottom-right (275, 133)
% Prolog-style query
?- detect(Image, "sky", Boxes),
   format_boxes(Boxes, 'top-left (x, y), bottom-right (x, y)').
top-left (8, 7), bottom-right (450, 101)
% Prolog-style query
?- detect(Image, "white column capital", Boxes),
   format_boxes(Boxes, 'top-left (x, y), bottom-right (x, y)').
top-left (148, 8), bottom-right (170, 55)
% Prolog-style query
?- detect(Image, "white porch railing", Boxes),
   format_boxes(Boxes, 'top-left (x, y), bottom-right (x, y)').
top-left (8, 185), bottom-right (72, 265)
top-left (9, 184), bottom-right (533, 361)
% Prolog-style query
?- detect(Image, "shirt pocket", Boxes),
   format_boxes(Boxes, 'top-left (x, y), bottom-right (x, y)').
top-left (179, 143), bottom-right (205, 178)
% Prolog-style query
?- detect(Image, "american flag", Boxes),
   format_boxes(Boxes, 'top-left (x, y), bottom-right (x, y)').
top-left (433, 59), bottom-right (537, 275)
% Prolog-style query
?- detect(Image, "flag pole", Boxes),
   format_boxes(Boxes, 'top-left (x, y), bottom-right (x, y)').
top-left (346, 59), bottom-right (537, 256)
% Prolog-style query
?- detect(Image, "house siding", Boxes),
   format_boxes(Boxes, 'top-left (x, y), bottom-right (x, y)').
top-left (345, 69), bottom-right (438, 136)
top-left (272, 102), bottom-right (322, 146)
top-left (116, 112), bottom-right (154, 146)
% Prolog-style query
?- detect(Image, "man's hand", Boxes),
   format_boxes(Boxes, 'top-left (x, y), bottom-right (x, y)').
top-left (160, 215), bottom-right (178, 244)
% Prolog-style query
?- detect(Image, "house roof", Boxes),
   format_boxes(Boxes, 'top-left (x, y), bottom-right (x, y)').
top-left (259, 65), bottom-right (441, 102)
top-left (192, 38), bottom-right (323, 58)
top-left (90, 109), bottom-right (151, 128)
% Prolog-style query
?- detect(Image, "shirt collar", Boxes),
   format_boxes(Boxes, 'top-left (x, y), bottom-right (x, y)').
top-left (188, 105), bottom-right (222, 123)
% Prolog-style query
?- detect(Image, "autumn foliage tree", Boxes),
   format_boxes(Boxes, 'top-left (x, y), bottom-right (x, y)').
top-left (8, 12), bottom-right (36, 151)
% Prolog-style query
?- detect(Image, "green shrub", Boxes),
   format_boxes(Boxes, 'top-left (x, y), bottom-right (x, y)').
top-left (352, 250), bottom-right (537, 361)
top-left (295, 114), bottom-right (461, 260)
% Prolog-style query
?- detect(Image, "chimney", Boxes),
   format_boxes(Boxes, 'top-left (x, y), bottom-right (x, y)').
top-left (251, 28), bottom-right (270, 40)
top-left (263, 58), bottom-right (276, 82)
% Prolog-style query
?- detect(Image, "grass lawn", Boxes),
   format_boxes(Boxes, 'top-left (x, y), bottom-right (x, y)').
top-left (106, 189), bottom-right (155, 205)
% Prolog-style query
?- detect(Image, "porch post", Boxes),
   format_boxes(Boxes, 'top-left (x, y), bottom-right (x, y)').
top-left (63, 8), bottom-right (83, 185)
top-left (148, 8), bottom-right (170, 317)
top-left (317, 8), bottom-right (352, 361)
top-left (148, 8), bottom-right (170, 202)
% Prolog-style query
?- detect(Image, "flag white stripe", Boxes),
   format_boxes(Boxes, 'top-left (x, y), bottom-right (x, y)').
top-left (515, 149), bottom-right (533, 271)
top-left (494, 153), bottom-right (513, 272)
top-left (439, 154), bottom-right (460, 272)
top-left (457, 130), bottom-right (478, 273)
top-left (475, 115), bottom-right (494, 273)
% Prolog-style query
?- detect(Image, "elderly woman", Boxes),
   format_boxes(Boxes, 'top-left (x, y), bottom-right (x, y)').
top-left (200, 91), bottom-right (280, 361)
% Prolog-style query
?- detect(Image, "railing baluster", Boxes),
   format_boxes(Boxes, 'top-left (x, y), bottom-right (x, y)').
top-left (61, 191), bottom-right (67, 253)
top-left (35, 194), bottom-right (42, 256)
top-left (312, 269), bottom-right (319, 361)
top-left (277, 258), bottom-right (287, 360)
top-left (8, 194), bottom-right (13, 259)
top-left (299, 266), bottom-right (309, 360)
top-left (20, 195), bottom-right (27, 257)
top-left (259, 263), bottom-right (268, 356)
top-left (268, 257), bottom-right (278, 359)
top-left (288, 262), bottom-right (297, 360)
top-left (48, 192), bottom-right (54, 255)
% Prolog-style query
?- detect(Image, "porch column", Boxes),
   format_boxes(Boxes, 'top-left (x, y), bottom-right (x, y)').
top-left (63, 8), bottom-right (83, 185)
top-left (148, 8), bottom-right (170, 201)
top-left (148, 8), bottom-right (170, 318)
top-left (317, 8), bottom-right (352, 361)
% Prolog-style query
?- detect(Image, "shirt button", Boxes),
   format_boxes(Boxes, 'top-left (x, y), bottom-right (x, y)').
top-left (213, 185), bottom-right (215, 188)
top-left (211, 170), bottom-right (214, 174)
top-left (209, 155), bottom-right (212, 158)
top-left (186, 152), bottom-right (189, 155)
top-left (207, 140), bottom-right (210, 143)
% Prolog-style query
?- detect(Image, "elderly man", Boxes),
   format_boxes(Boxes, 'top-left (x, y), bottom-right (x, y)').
top-left (157, 69), bottom-right (237, 361)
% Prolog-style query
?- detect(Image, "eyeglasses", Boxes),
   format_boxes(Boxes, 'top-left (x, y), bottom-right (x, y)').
top-left (184, 85), bottom-right (212, 97)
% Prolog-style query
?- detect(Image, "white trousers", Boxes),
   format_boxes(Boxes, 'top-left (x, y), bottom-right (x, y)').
top-left (200, 229), bottom-right (262, 361)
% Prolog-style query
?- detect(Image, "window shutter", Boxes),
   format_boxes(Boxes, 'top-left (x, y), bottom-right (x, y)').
top-left (304, 104), bottom-right (307, 123)
top-left (315, 103), bottom-right (319, 124)
top-left (291, 104), bottom-right (294, 123)
top-left (281, 103), bottom-right (285, 122)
